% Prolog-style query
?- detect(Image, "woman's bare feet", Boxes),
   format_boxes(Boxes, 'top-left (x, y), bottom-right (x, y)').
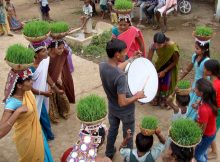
top-left (208, 152), bottom-right (217, 160)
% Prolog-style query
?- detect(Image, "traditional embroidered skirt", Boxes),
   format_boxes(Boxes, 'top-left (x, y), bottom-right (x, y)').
top-left (49, 93), bottom-right (70, 123)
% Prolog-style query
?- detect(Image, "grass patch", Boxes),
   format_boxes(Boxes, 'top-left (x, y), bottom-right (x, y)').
top-left (195, 26), bottom-right (213, 36)
top-left (83, 30), bottom-right (111, 57)
top-left (141, 116), bottom-right (159, 130)
top-left (6, 44), bottom-right (35, 64)
top-left (170, 119), bottom-right (202, 146)
top-left (23, 20), bottom-right (50, 37)
top-left (71, 44), bottom-right (83, 55)
top-left (115, 0), bottom-right (133, 10)
top-left (76, 94), bottom-right (107, 122)
top-left (177, 80), bottom-right (191, 89)
top-left (50, 21), bottom-right (69, 33)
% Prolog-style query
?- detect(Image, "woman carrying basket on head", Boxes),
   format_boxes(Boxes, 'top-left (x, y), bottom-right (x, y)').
top-left (0, 45), bottom-right (53, 162)
top-left (112, 14), bottom-right (146, 59)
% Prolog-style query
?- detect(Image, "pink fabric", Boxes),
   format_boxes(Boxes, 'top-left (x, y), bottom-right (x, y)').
top-left (117, 26), bottom-right (146, 58)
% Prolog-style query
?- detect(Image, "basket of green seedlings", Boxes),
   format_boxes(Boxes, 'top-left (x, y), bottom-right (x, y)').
top-left (140, 116), bottom-right (159, 136)
top-left (50, 21), bottom-right (69, 39)
top-left (114, 0), bottom-right (133, 14)
top-left (5, 44), bottom-right (35, 70)
top-left (169, 119), bottom-right (202, 148)
top-left (76, 94), bottom-right (107, 125)
top-left (176, 80), bottom-right (191, 95)
top-left (193, 26), bottom-right (214, 41)
top-left (23, 20), bottom-right (50, 42)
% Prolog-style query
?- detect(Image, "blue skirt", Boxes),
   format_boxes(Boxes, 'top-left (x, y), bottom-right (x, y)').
top-left (40, 103), bottom-right (54, 141)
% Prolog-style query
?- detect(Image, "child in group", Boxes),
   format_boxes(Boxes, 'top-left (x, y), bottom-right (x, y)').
top-left (162, 141), bottom-right (194, 162)
top-left (179, 40), bottom-right (210, 120)
top-left (204, 59), bottom-right (220, 160)
top-left (100, 0), bottom-right (108, 19)
top-left (166, 91), bottom-right (190, 121)
top-left (119, 129), bottom-right (166, 162)
top-left (194, 78), bottom-right (218, 162)
top-left (81, 0), bottom-right (93, 33)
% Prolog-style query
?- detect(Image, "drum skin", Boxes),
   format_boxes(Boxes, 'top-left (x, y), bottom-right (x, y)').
top-left (126, 58), bottom-right (158, 103)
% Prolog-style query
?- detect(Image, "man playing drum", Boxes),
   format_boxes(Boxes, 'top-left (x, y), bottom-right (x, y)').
top-left (99, 38), bottom-right (145, 159)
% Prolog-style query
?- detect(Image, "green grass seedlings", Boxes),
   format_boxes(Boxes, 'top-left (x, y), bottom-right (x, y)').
top-left (23, 20), bottom-right (50, 37)
top-left (84, 30), bottom-right (111, 56)
top-left (177, 80), bottom-right (191, 89)
top-left (50, 21), bottom-right (69, 33)
top-left (115, 0), bottom-right (133, 10)
top-left (141, 116), bottom-right (159, 130)
top-left (6, 44), bottom-right (35, 64)
top-left (195, 26), bottom-right (213, 36)
top-left (170, 119), bottom-right (202, 146)
top-left (76, 94), bottom-right (107, 122)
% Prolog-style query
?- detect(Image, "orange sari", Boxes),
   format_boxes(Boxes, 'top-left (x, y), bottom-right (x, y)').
top-left (13, 91), bottom-right (44, 162)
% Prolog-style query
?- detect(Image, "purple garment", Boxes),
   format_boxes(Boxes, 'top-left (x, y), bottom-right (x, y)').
top-left (65, 43), bottom-right (74, 73)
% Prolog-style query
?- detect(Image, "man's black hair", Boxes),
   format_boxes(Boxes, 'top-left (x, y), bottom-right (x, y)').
top-left (176, 94), bottom-right (190, 107)
top-left (136, 133), bottom-right (153, 153)
top-left (106, 38), bottom-right (127, 58)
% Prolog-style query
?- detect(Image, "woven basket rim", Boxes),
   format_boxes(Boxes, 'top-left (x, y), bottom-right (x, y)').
top-left (50, 31), bottom-right (70, 39)
top-left (175, 87), bottom-right (191, 95)
top-left (5, 60), bottom-right (33, 70)
top-left (139, 125), bottom-right (157, 136)
top-left (76, 114), bottom-right (107, 125)
top-left (113, 8), bottom-right (133, 14)
top-left (23, 32), bottom-right (50, 40)
top-left (168, 127), bottom-right (201, 148)
top-left (192, 31), bottom-right (214, 40)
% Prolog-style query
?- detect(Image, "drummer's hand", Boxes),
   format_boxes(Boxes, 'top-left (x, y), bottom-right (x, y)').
top-left (158, 71), bottom-right (166, 78)
top-left (133, 50), bottom-right (142, 58)
top-left (134, 91), bottom-right (145, 100)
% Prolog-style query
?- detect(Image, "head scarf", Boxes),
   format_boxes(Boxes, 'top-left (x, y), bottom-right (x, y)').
top-left (118, 14), bottom-right (132, 26)
top-left (29, 37), bottom-right (52, 53)
top-left (3, 68), bottom-right (33, 102)
top-left (195, 38), bottom-right (210, 46)
top-left (50, 39), bottom-right (65, 48)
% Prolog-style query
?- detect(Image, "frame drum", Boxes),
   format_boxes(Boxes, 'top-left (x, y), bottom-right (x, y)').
top-left (126, 58), bottom-right (158, 103)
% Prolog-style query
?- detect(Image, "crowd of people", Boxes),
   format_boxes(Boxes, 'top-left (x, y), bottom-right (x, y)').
top-left (0, 0), bottom-right (220, 162)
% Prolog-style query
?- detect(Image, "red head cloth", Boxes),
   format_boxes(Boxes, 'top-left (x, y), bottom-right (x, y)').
top-left (3, 68), bottom-right (33, 102)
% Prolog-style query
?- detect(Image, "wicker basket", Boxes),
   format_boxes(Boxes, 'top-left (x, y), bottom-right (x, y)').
top-left (192, 31), bottom-right (213, 41)
top-left (175, 87), bottom-right (191, 96)
top-left (50, 31), bottom-right (69, 39)
top-left (76, 115), bottom-right (107, 126)
top-left (23, 32), bottom-right (50, 43)
top-left (113, 8), bottom-right (133, 14)
top-left (140, 126), bottom-right (156, 136)
top-left (5, 60), bottom-right (33, 71)
top-left (168, 127), bottom-right (201, 148)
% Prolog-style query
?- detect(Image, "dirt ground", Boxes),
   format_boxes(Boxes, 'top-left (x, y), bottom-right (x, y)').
top-left (0, 0), bottom-right (220, 162)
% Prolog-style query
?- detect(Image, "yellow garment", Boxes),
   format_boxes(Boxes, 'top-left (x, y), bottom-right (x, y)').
top-left (13, 91), bottom-right (44, 162)
top-left (111, 12), bottom-right (117, 24)
top-left (0, 18), bottom-right (11, 34)
top-left (0, 5), bottom-right (10, 35)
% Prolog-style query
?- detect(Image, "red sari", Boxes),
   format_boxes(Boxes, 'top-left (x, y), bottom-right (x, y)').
top-left (112, 26), bottom-right (146, 58)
